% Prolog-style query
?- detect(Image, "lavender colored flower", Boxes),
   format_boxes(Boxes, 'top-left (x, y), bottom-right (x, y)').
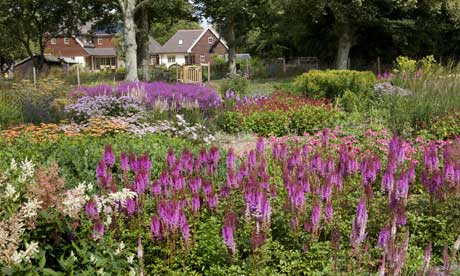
top-left (226, 148), bottom-right (236, 170)
top-left (311, 201), bottom-right (322, 234)
top-left (421, 242), bottom-right (432, 273)
top-left (85, 200), bottom-right (99, 220)
top-left (208, 193), bottom-right (218, 209)
top-left (126, 198), bottom-right (137, 216)
top-left (191, 195), bottom-right (201, 214)
top-left (167, 148), bottom-right (176, 168)
top-left (273, 143), bottom-right (281, 161)
top-left (350, 197), bottom-right (368, 249)
top-left (103, 145), bottom-right (115, 167)
top-left (256, 137), bottom-right (265, 156)
top-left (181, 219), bottom-right (191, 246)
top-left (151, 180), bottom-right (161, 196)
top-left (120, 152), bottom-right (129, 171)
top-left (92, 220), bottom-right (105, 240)
top-left (377, 226), bottom-right (390, 249)
top-left (150, 216), bottom-right (162, 240)
top-left (325, 201), bottom-right (333, 223)
top-left (189, 177), bottom-right (202, 195)
top-left (138, 236), bottom-right (143, 259)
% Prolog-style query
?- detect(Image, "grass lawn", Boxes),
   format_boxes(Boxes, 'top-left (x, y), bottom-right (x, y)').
top-left (207, 77), bottom-right (296, 96)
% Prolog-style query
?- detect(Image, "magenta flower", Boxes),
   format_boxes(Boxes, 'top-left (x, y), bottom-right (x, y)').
top-left (92, 220), bottom-right (105, 240)
top-left (120, 152), bottom-right (129, 172)
top-left (85, 200), bottom-right (99, 221)
top-left (377, 226), bottom-right (390, 249)
top-left (150, 216), bottom-right (162, 240)
top-left (167, 148), bottom-right (176, 168)
top-left (325, 201), bottom-right (333, 223)
top-left (191, 195), bottom-right (201, 214)
top-left (311, 201), bottom-right (322, 234)
top-left (256, 137), bottom-right (265, 156)
top-left (226, 148), bottom-right (236, 170)
top-left (126, 198), bottom-right (137, 216)
top-left (104, 144), bottom-right (115, 168)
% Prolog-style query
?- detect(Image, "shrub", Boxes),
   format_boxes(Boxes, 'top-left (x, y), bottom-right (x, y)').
top-left (293, 70), bottom-right (377, 99)
top-left (218, 104), bottom-right (341, 137)
top-left (219, 74), bottom-right (249, 96)
top-left (65, 95), bottom-right (145, 122)
top-left (6, 78), bottom-right (70, 124)
top-left (0, 101), bottom-right (22, 129)
top-left (216, 112), bottom-right (247, 134)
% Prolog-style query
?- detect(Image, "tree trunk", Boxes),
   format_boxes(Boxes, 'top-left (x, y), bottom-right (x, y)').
top-left (136, 7), bottom-right (150, 81)
top-left (336, 24), bottom-right (353, 70)
top-left (122, 0), bottom-right (138, 81)
top-left (227, 21), bottom-right (237, 75)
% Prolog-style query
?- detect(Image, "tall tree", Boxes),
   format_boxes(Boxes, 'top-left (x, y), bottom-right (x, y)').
top-left (194, 0), bottom-right (261, 74)
top-left (135, 0), bottom-right (196, 80)
top-left (0, 0), bottom-right (95, 69)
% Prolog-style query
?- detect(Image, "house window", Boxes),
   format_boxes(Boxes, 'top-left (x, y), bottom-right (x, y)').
top-left (51, 38), bottom-right (57, 45)
top-left (208, 37), bottom-right (214, 44)
top-left (200, 55), bottom-right (206, 62)
top-left (97, 38), bottom-right (103, 45)
top-left (64, 37), bottom-right (70, 45)
top-left (168, 56), bottom-right (176, 63)
top-left (178, 39), bottom-right (183, 45)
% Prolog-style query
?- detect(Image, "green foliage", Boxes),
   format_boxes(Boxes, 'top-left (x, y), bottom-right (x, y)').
top-left (0, 133), bottom-right (191, 186)
top-left (293, 70), bottom-right (377, 99)
top-left (395, 56), bottom-right (417, 74)
top-left (0, 101), bottom-right (22, 129)
top-left (218, 106), bottom-right (341, 137)
top-left (220, 74), bottom-right (250, 96)
top-left (216, 111), bottom-right (247, 134)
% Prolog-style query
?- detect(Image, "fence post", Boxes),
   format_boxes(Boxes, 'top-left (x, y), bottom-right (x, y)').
top-left (77, 65), bottom-right (81, 87)
top-left (283, 58), bottom-right (286, 73)
top-left (208, 63), bottom-right (210, 82)
top-left (377, 56), bottom-right (381, 75)
top-left (32, 67), bottom-right (37, 88)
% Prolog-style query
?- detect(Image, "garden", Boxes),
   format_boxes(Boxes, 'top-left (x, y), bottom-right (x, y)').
top-left (2, 56), bottom-right (460, 275)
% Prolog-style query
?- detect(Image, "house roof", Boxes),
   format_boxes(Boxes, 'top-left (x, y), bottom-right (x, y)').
top-left (15, 55), bottom-right (78, 66)
top-left (149, 37), bottom-right (162, 54)
top-left (159, 29), bottom-right (203, 53)
top-left (84, 48), bottom-right (116, 57)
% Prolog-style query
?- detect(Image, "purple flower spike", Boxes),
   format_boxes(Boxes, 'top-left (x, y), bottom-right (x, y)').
top-left (85, 200), bottom-right (99, 221)
top-left (311, 201), bottom-right (322, 234)
top-left (226, 148), bottom-right (236, 170)
top-left (138, 236), bottom-right (143, 259)
top-left (256, 137), bottom-right (265, 156)
top-left (120, 152), bottom-right (129, 171)
top-left (377, 226), bottom-right (390, 249)
top-left (92, 220), bottom-right (104, 240)
top-left (167, 148), bottom-right (176, 168)
top-left (421, 242), bottom-right (432, 273)
top-left (104, 145), bottom-right (115, 168)
top-left (150, 216), bottom-right (162, 240)
top-left (126, 198), bottom-right (137, 216)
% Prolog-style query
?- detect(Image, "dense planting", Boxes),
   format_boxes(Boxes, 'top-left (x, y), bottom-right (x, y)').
top-left (2, 130), bottom-right (460, 275)
top-left (72, 82), bottom-right (222, 111)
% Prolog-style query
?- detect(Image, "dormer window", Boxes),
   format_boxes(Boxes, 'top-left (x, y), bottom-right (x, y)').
top-left (208, 37), bottom-right (214, 44)
top-left (64, 37), bottom-right (70, 45)
top-left (178, 39), bottom-right (183, 45)
top-left (97, 38), bottom-right (103, 45)
top-left (51, 38), bottom-right (57, 45)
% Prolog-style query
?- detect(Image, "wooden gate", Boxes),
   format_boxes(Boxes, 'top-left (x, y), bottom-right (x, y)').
top-left (181, 65), bottom-right (201, 83)
top-left (176, 64), bottom-right (210, 83)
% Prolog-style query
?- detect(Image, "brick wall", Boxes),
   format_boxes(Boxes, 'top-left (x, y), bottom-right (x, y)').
top-left (190, 30), bottom-right (228, 64)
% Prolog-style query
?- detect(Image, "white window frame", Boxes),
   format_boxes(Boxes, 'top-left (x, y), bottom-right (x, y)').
top-left (167, 55), bottom-right (176, 63)
top-left (51, 38), bottom-right (57, 45)
top-left (200, 55), bottom-right (206, 62)
top-left (178, 39), bottom-right (183, 45)
top-left (64, 37), bottom-right (70, 45)
top-left (208, 37), bottom-right (214, 44)
top-left (97, 38), bottom-right (103, 45)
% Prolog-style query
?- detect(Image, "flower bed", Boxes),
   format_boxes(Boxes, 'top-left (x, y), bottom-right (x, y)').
top-left (2, 129), bottom-right (460, 274)
top-left (71, 82), bottom-right (222, 111)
